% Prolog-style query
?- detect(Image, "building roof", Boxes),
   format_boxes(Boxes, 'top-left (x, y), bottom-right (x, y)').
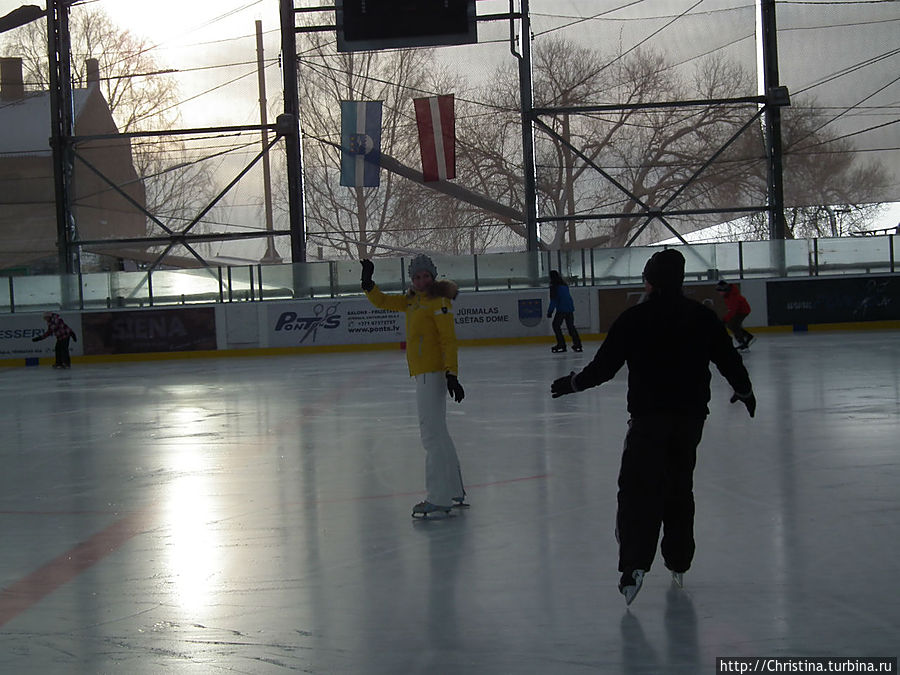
top-left (0, 88), bottom-right (91, 157)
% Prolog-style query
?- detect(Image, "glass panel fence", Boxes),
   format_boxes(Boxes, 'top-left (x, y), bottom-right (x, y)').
top-left (153, 268), bottom-right (224, 305)
top-left (591, 246), bottom-right (656, 285)
top-left (0, 277), bottom-right (11, 312)
top-left (476, 251), bottom-right (542, 290)
top-left (676, 243), bottom-right (719, 282)
top-left (258, 263), bottom-right (297, 301)
top-left (816, 237), bottom-right (895, 276)
top-left (2, 236), bottom-right (896, 313)
top-left (714, 242), bottom-right (743, 280)
top-left (106, 271), bottom-right (153, 308)
top-left (739, 240), bottom-right (810, 278)
top-left (12, 274), bottom-right (66, 312)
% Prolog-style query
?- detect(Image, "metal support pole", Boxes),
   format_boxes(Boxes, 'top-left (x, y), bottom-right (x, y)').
top-left (47, 0), bottom-right (77, 277)
top-left (888, 234), bottom-right (894, 274)
top-left (760, 0), bottom-right (787, 242)
top-left (280, 0), bottom-right (306, 265)
top-left (516, 0), bottom-right (539, 253)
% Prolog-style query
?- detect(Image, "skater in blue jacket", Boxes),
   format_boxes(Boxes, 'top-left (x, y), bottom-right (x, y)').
top-left (547, 270), bottom-right (582, 353)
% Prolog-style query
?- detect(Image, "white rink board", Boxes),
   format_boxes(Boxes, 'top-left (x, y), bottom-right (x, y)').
top-left (0, 312), bottom-right (84, 358)
top-left (262, 289), bottom-right (553, 348)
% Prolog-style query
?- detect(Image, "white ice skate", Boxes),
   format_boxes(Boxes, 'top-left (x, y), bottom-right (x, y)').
top-left (619, 569), bottom-right (645, 606)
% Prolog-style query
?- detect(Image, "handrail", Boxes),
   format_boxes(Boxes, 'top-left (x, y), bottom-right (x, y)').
top-left (1, 236), bottom-right (896, 314)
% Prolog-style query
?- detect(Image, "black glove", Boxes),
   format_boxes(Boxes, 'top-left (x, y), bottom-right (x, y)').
top-left (71, 333), bottom-right (77, 342)
top-left (32, 336), bottom-right (41, 342)
top-left (446, 373), bottom-right (465, 403)
top-left (360, 259), bottom-right (375, 291)
top-left (730, 391), bottom-right (756, 417)
top-left (551, 371), bottom-right (580, 398)
top-left (546, 311), bottom-right (553, 319)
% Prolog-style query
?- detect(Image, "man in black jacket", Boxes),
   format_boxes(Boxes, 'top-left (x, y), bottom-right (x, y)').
top-left (551, 249), bottom-right (756, 605)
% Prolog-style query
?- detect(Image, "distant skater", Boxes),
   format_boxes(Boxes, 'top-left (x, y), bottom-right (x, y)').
top-left (32, 312), bottom-right (77, 369)
top-left (716, 281), bottom-right (754, 349)
top-left (360, 255), bottom-right (467, 519)
top-left (551, 249), bottom-right (756, 606)
top-left (548, 270), bottom-right (582, 353)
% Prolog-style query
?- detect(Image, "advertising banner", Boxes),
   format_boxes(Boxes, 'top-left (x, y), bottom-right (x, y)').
top-left (266, 290), bottom-right (551, 348)
top-left (81, 308), bottom-right (217, 354)
top-left (453, 291), bottom-right (546, 339)
top-left (766, 276), bottom-right (898, 325)
top-left (268, 298), bottom-right (403, 347)
top-left (596, 283), bottom-right (726, 333)
top-left (0, 313), bottom-right (84, 359)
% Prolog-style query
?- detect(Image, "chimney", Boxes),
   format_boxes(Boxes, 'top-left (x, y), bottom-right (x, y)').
top-left (86, 58), bottom-right (100, 87)
top-left (1, 57), bottom-right (25, 101)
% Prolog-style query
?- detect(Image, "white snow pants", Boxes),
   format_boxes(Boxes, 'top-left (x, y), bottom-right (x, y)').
top-left (415, 371), bottom-right (464, 507)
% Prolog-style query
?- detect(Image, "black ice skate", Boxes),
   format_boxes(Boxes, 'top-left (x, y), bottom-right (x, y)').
top-left (451, 496), bottom-right (470, 509)
top-left (551, 345), bottom-right (567, 353)
top-left (572, 345), bottom-right (583, 352)
top-left (412, 501), bottom-right (452, 519)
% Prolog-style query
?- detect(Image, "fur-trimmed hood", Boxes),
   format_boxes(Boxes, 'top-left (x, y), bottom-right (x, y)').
top-left (408, 279), bottom-right (459, 300)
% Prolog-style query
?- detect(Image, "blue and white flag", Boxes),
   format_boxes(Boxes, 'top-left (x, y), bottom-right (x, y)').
top-left (340, 100), bottom-right (382, 187)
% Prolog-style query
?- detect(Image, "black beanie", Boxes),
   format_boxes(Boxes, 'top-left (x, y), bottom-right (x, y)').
top-left (642, 249), bottom-right (685, 290)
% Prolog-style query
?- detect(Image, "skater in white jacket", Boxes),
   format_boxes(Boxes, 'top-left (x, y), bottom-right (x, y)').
top-left (361, 255), bottom-right (467, 519)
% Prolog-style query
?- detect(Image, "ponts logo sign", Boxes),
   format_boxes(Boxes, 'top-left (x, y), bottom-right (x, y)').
top-left (274, 303), bottom-right (341, 344)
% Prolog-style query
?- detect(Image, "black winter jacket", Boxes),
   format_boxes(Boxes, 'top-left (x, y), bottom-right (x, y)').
top-left (575, 291), bottom-right (752, 417)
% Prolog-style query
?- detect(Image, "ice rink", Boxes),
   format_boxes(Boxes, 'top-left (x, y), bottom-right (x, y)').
top-left (1, 330), bottom-right (898, 674)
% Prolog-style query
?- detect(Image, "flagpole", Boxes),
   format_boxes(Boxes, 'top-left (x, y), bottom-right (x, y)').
top-left (256, 20), bottom-right (281, 264)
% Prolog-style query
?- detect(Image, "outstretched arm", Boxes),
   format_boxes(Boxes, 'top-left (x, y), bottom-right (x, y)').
top-left (710, 316), bottom-right (755, 417)
top-left (360, 260), bottom-right (408, 312)
top-left (551, 316), bottom-right (627, 397)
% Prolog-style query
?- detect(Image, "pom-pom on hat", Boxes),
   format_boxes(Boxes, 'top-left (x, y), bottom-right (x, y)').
top-left (408, 254), bottom-right (438, 280)
top-left (642, 249), bottom-right (685, 290)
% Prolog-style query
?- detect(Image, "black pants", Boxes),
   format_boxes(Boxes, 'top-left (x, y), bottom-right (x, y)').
top-left (552, 312), bottom-right (581, 347)
top-left (725, 314), bottom-right (753, 345)
top-left (54, 337), bottom-right (71, 368)
top-left (616, 414), bottom-right (705, 577)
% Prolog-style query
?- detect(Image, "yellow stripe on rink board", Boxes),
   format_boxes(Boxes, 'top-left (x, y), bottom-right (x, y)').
top-left (3, 320), bottom-right (898, 367)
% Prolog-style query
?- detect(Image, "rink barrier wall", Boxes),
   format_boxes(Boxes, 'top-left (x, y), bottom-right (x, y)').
top-left (1, 275), bottom-right (897, 366)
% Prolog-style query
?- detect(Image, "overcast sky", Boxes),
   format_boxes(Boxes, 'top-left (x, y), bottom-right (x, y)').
top-left (2, 0), bottom-right (897, 241)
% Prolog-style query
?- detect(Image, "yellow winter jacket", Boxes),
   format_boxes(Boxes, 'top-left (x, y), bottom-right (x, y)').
top-left (365, 281), bottom-right (459, 377)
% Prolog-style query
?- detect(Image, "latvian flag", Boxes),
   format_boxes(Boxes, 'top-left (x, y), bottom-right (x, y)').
top-left (340, 100), bottom-right (383, 187)
top-left (414, 94), bottom-right (455, 182)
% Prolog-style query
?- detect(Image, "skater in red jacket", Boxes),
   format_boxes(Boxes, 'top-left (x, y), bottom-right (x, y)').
top-left (716, 281), bottom-right (754, 350)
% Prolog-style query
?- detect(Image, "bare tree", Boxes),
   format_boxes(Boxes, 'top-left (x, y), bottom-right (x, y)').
top-left (466, 39), bottom-right (766, 249)
top-left (779, 100), bottom-right (889, 239)
top-left (274, 33), bottom-right (894, 260)
top-left (2, 6), bottom-right (215, 241)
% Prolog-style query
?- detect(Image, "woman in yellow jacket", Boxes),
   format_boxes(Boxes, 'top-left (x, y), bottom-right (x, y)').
top-left (361, 255), bottom-right (467, 519)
